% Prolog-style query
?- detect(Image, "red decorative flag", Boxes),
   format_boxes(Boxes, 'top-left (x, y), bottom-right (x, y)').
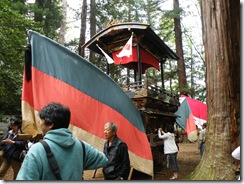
top-left (175, 95), bottom-right (207, 141)
top-left (22, 31), bottom-right (153, 177)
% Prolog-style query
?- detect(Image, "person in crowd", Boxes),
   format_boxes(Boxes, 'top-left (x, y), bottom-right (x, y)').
top-left (198, 123), bottom-right (207, 158)
top-left (0, 118), bottom-right (26, 180)
top-left (231, 146), bottom-right (240, 180)
top-left (174, 131), bottom-right (180, 151)
top-left (16, 102), bottom-right (108, 180)
top-left (158, 124), bottom-right (179, 180)
top-left (102, 122), bottom-right (130, 180)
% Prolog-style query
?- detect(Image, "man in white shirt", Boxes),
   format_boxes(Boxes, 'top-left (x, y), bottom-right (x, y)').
top-left (198, 123), bottom-right (207, 158)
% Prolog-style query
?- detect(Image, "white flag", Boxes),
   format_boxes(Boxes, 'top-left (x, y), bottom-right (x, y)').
top-left (96, 44), bottom-right (114, 64)
top-left (116, 34), bottom-right (133, 58)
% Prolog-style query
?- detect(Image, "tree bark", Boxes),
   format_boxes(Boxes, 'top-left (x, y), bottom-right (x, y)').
top-left (58, 0), bottom-right (67, 45)
top-left (89, 0), bottom-right (96, 63)
top-left (189, 0), bottom-right (240, 180)
top-left (78, 0), bottom-right (87, 57)
top-left (173, 0), bottom-right (187, 94)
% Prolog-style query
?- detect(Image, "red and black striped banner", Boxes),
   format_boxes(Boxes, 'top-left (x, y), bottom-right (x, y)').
top-left (21, 31), bottom-right (153, 177)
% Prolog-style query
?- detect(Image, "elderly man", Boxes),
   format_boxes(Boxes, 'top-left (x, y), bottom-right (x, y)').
top-left (102, 122), bottom-right (130, 180)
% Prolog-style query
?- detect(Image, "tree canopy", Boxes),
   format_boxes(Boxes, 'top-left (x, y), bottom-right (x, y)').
top-left (0, 0), bottom-right (62, 115)
top-left (0, 0), bottom-right (40, 115)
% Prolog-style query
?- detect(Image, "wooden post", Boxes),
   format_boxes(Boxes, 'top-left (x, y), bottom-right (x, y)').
top-left (106, 62), bottom-right (109, 75)
top-left (128, 167), bottom-right (134, 180)
top-left (160, 58), bottom-right (166, 89)
top-left (133, 69), bottom-right (137, 82)
top-left (92, 169), bottom-right (97, 178)
top-left (137, 45), bottom-right (142, 82)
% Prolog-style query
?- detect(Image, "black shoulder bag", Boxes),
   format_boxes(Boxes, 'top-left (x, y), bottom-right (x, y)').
top-left (41, 140), bottom-right (86, 180)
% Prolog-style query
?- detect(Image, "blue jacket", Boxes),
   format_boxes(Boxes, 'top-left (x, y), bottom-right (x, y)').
top-left (1, 129), bottom-right (26, 160)
top-left (16, 128), bottom-right (108, 180)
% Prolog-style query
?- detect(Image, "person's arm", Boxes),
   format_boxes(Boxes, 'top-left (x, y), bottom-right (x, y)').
top-left (1, 132), bottom-right (9, 146)
top-left (232, 146), bottom-right (240, 160)
top-left (16, 147), bottom-right (41, 180)
top-left (158, 128), bottom-right (169, 139)
top-left (117, 143), bottom-right (130, 179)
top-left (83, 141), bottom-right (108, 170)
top-left (12, 139), bottom-right (26, 149)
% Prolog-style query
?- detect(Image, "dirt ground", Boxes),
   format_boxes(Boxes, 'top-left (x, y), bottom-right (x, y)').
top-left (2, 142), bottom-right (200, 181)
top-left (83, 142), bottom-right (200, 180)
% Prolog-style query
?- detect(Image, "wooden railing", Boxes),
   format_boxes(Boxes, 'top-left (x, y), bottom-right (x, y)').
top-left (125, 80), bottom-right (179, 105)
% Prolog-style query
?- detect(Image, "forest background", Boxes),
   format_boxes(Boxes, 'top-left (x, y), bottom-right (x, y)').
top-left (0, 0), bottom-right (205, 116)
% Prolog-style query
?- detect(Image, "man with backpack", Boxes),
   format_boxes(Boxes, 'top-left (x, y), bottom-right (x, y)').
top-left (16, 102), bottom-right (107, 180)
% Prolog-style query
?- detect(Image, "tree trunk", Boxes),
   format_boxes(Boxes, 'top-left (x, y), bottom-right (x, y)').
top-left (189, 0), bottom-right (240, 180)
top-left (173, 0), bottom-right (187, 94)
top-left (34, 0), bottom-right (44, 23)
top-left (78, 0), bottom-right (87, 57)
top-left (89, 0), bottom-right (96, 63)
top-left (58, 0), bottom-right (67, 45)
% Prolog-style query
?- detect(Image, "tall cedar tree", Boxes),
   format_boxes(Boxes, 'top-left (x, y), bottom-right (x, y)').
top-left (89, 0), bottom-right (96, 62)
top-left (78, 0), bottom-right (87, 57)
top-left (173, 0), bottom-right (187, 95)
top-left (58, 0), bottom-right (67, 44)
top-left (188, 0), bottom-right (240, 180)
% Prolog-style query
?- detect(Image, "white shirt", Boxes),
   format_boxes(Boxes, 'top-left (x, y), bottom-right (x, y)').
top-left (158, 130), bottom-right (178, 154)
top-left (198, 128), bottom-right (206, 142)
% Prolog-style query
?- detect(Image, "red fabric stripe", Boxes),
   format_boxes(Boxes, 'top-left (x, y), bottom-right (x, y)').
top-left (182, 95), bottom-right (207, 120)
top-left (184, 112), bottom-right (196, 134)
top-left (22, 68), bottom-right (34, 107)
top-left (22, 67), bottom-right (152, 160)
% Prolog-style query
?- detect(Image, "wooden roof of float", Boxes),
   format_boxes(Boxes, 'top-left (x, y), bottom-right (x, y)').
top-left (82, 22), bottom-right (179, 62)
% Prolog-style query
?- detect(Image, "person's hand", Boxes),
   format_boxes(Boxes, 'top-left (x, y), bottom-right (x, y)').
top-left (4, 139), bottom-right (15, 144)
top-left (158, 128), bottom-right (162, 132)
top-left (115, 176), bottom-right (123, 180)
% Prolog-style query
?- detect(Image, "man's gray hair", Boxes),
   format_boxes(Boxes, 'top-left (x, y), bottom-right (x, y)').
top-left (105, 122), bottom-right (118, 132)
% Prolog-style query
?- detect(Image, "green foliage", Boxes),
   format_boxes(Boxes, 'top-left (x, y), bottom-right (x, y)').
top-left (158, 13), bottom-right (179, 95)
top-left (11, 0), bottom-right (29, 14)
top-left (96, 0), bottom-right (148, 30)
top-left (0, 0), bottom-right (41, 115)
top-left (29, 0), bottom-right (63, 40)
top-left (0, 0), bottom-right (62, 115)
top-left (158, 6), bottom-right (206, 101)
top-left (64, 38), bottom-right (80, 53)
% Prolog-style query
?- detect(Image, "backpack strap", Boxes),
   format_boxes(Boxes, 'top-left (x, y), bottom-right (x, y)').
top-left (40, 141), bottom-right (62, 180)
top-left (40, 140), bottom-right (86, 180)
top-left (79, 140), bottom-right (86, 169)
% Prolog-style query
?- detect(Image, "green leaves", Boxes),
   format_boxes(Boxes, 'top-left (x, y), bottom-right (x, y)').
top-left (0, 0), bottom-right (40, 115)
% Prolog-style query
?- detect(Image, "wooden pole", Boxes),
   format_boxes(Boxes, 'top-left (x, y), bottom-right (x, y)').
top-left (128, 167), bottom-right (134, 180)
top-left (137, 45), bottom-right (142, 82)
top-left (106, 62), bottom-right (109, 75)
top-left (160, 58), bottom-right (166, 89)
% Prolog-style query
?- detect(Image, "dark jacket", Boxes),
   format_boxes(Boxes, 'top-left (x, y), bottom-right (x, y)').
top-left (103, 135), bottom-right (130, 180)
top-left (1, 129), bottom-right (26, 160)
